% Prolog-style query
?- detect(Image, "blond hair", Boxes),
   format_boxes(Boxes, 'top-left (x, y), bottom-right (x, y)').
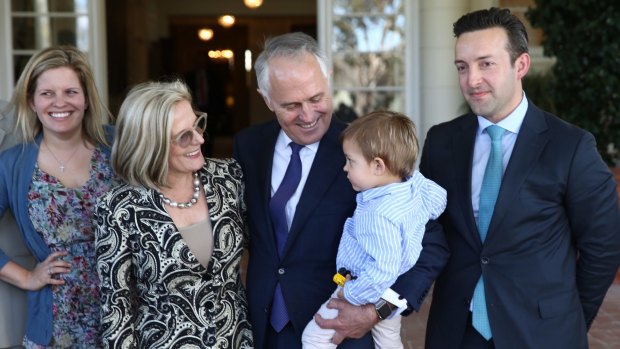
top-left (112, 80), bottom-right (193, 189)
top-left (11, 45), bottom-right (111, 145)
top-left (341, 111), bottom-right (419, 178)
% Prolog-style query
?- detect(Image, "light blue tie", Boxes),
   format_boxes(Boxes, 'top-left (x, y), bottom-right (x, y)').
top-left (472, 125), bottom-right (505, 340)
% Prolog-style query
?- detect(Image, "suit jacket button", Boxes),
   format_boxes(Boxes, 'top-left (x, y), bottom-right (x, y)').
top-left (481, 257), bottom-right (489, 264)
top-left (278, 268), bottom-right (285, 275)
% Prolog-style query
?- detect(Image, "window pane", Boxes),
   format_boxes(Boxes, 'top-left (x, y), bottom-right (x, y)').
top-left (13, 16), bottom-right (87, 49)
top-left (333, 52), bottom-right (404, 88)
top-left (52, 17), bottom-right (79, 45)
top-left (333, 14), bottom-right (405, 52)
top-left (333, 90), bottom-right (404, 118)
top-left (329, 0), bottom-right (408, 117)
top-left (49, 0), bottom-right (75, 12)
top-left (13, 54), bottom-right (33, 84)
top-left (11, 0), bottom-right (28, 11)
top-left (12, 17), bottom-right (37, 49)
top-left (11, 0), bottom-right (83, 12)
top-left (333, 0), bottom-right (403, 15)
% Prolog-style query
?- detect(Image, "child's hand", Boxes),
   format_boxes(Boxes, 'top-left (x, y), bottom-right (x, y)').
top-left (336, 275), bottom-right (352, 299)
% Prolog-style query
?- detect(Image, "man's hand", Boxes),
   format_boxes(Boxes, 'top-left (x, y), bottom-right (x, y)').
top-left (314, 298), bottom-right (379, 344)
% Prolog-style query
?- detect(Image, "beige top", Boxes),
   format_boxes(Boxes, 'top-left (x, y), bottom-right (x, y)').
top-left (178, 219), bottom-right (214, 268)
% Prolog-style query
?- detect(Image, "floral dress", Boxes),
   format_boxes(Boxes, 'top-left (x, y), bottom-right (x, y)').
top-left (23, 147), bottom-right (119, 349)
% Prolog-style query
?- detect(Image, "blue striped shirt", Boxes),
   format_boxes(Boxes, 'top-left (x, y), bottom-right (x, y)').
top-left (336, 170), bottom-right (447, 305)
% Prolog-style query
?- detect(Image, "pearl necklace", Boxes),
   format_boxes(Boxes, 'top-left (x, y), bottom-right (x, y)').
top-left (159, 172), bottom-right (201, 209)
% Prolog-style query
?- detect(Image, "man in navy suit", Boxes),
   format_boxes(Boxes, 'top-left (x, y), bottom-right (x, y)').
top-left (422, 8), bottom-right (620, 348)
top-left (234, 32), bottom-right (450, 349)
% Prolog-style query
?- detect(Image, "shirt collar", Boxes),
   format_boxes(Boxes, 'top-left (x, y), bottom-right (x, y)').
top-left (477, 92), bottom-right (528, 135)
top-left (276, 130), bottom-right (320, 154)
top-left (359, 176), bottom-right (412, 203)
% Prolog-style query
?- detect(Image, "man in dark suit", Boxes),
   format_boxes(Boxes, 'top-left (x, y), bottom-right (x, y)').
top-left (234, 32), bottom-right (450, 349)
top-left (422, 8), bottom-right (620, 349)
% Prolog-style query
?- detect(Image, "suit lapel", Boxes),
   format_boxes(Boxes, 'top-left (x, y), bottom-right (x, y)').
top-left (486, 104), bottom-right (548, 242)
top-left (283, 120), bottom-right (345, 257)
top-left (259, 122), bottom-right (281, 257)
top-left (454, 116), bottom-right (483, 250)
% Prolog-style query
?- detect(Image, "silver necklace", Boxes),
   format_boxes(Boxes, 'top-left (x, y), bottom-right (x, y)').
top-left (159, 172), bottom-right (201, 209)
top-left (42, 139), bottom-right (80, 173)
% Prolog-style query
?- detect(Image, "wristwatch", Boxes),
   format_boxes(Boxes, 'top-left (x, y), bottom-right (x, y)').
top-left (374, 298), bottom-right (393, 320)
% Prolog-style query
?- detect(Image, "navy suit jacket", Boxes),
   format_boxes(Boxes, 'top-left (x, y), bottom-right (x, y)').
top-left (421, 102), bottom-right (620, 349)
top-left (234, 118), bottom-right (449, 349)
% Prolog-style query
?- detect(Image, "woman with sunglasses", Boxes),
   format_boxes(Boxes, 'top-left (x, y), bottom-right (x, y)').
top-left (94, 80), bottom-right (253, 348)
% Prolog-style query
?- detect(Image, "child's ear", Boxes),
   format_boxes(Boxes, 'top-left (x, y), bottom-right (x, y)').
top-left (372, 157), bottom-right (386, 175)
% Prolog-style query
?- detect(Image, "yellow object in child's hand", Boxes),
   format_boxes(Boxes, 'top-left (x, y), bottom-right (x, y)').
top-left (333, 272), bottom-right (346, 287)
top-left (333, 267), bottom-right (354, 287)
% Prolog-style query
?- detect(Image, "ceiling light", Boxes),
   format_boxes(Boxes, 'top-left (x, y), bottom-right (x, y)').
top-left (198, 28), bottom-right (213, 41)
top-left (243, 0), bottom-right (263, 9)
top-left (218, 15), bottom-right (236, 28)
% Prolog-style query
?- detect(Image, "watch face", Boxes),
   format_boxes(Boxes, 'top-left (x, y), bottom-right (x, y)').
top-left (376, 300), bottom-right (391, 320)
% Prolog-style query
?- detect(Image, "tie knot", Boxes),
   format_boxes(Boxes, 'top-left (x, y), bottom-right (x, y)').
top-left (486, 125), bottom-right (505, 141)
top-left (289, 142), bottom-right (303, 154)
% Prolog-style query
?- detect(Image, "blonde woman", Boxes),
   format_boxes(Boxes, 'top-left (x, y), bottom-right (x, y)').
top-left (95, 80), bottom-right (253, 348)
top-left (0, 46), bottom-right (119, 348)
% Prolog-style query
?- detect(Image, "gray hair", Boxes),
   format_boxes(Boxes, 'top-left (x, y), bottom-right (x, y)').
top-left (254, 32), bottom-right (330, 99)
top-left (112, 80), bottom-right (193, 189)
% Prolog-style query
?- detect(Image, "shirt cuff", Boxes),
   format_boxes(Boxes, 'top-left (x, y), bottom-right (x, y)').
top-left (381, 288), bottom-right (408, 319)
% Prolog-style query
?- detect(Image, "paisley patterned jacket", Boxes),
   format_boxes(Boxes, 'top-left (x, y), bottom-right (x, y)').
top-left (95, 158), bottom-right (254, 349)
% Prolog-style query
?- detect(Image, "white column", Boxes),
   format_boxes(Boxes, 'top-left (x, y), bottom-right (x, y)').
top-left (418, 0), bottom-right (497, 140)
top-left (419, 0), bottom-right (467, 139)
top-left (0, 1), bottom-right (12, 101)
top-left (471, 0), bottom-right (499, 11)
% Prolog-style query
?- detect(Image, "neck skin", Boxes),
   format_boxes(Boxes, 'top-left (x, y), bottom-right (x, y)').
top-left (160, 171), bottom-right (197, 196)
top-left (375, 173), bottom-right (402, 187)
top-left (42, 129), bottom-right (86, 150)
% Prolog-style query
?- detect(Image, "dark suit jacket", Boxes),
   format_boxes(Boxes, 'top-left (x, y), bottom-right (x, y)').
top-left (421, 102), bottom-right (620, 349)
top-left (234, 118), bottom-right (450, 349)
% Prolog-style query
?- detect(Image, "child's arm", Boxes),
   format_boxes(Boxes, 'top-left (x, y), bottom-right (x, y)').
top-left (340, 212), bottom-right (410, 306)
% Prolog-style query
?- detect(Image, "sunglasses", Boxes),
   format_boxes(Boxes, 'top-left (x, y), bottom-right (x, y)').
top-left (172, 112), bottom-right (207, 147)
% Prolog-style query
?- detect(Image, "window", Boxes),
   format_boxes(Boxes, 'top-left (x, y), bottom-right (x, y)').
top-left (318, 0), bottom-right (419, 124)
top-left (0, 0), bottom-right (107, 102)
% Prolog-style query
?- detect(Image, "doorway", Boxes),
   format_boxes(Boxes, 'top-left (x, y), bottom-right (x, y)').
top-left (169, 18), bottom-right (249, 157)
top-left (167, 16), bottom-right (315, 157)
top-left (105, 7), bottom-right (315, 157)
